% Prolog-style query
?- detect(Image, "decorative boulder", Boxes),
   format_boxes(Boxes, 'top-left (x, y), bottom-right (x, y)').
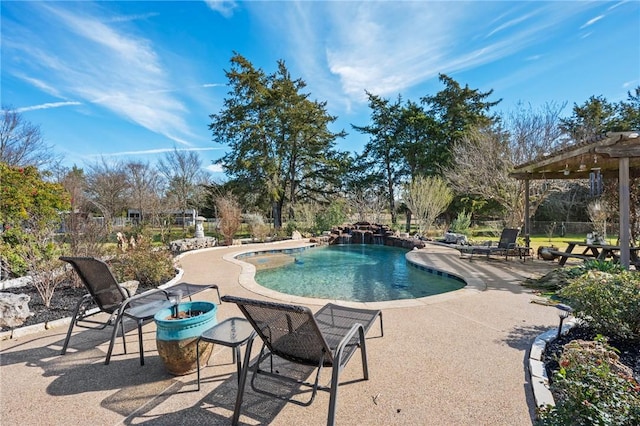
top-left (0, 292), bottom-right (33, 328)
top-left (444, 232), bottom-right (468, 245)
top-left (169, 237), bottom-right (217, 253)
top-left (119, 280), bottom-right (139, 297)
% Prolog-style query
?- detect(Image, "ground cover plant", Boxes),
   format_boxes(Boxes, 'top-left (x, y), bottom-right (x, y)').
top-left (536, 264), bottom-right (640, 424)
top-left (538, 336), bottom-right (640, 425)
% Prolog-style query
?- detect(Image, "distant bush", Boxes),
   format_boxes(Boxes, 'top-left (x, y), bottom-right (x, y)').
top-left (315, 202), bottom-right (347, 234)
top-left (245, 213), bottom-right (271, 242)
top-left (558, 270), bottom-right (640, 341)
top-left (449, 210), bottom-right (472, 234)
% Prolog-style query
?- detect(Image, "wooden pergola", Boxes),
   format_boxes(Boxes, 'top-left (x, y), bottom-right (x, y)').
top-left (510, 131), bottom-right (640, 269)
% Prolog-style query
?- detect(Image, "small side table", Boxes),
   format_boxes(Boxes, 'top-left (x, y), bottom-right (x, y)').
top-left (196, 317), bottom-right (254, 390)
top-left (515, 246), bottom-right (533, 262)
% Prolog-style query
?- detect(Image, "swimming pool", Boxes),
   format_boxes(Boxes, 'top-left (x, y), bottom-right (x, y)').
top-left (252, 244), bottom-right (465, 302)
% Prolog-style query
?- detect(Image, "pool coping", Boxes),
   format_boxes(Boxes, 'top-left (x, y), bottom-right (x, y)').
top-left (0, 240), bottom-right (484, 340)
top-left (224, 240), bottom-right (486, 310)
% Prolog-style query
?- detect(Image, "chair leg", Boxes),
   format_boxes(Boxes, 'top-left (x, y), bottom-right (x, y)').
top-left (232, 336), bottom-right (256, 426)
top-left (105, 314), bottom-right (124, 365)
top-left (327, 361), bottom-right (341, 426)
top-left (136, 319), bottom-right (145, 366)
top-left (358, 328), bottom-right (369, 380)
top-left (121, 319), bottom-right (127, 354)
top-left (60, 319), bottom-right (76, 355)
top-left (60, 296), bottom-right (89, 355)
top-left (234, 347), bottom-right (242, 384)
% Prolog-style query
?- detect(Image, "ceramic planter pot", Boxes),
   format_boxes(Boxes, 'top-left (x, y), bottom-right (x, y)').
top-left (154, 301), bottom-right (217, 375)
top-left (538, 246), bottom-right (559, 261)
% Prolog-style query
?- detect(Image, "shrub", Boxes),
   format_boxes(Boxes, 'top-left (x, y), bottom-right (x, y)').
top-left (31, 252), bottom-right (67, 308)
top-left (215, 193), bottom-right (242, 245)
top-left (537, 337), bottom-right (640, 425)
top-left (245, 213), bottom-right (271, 242)
top-left (315, 202), bottom-right (347, 234)
top-left (0, 228), bottom-right (29, 277)
top-left (558, 270), bottom-right (640, 340)
top-left (109, 233), bottom-right (176, 288)
top-left (581, 259), bottom-right (625, 274)
top-left (449, 210), bottom-right (472, 234)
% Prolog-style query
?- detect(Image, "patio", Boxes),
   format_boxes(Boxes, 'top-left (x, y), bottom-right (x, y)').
top-left (0, 241), bottom-right (561, 425)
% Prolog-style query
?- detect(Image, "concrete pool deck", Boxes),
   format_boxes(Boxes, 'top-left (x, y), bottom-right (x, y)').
top-left (1, 240), bottom-right (561, 425)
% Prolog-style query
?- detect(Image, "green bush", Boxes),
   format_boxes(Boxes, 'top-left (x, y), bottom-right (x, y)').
top-left (558, 270), bottom-right (640, 341)
top-left (0, 228), bottom-right (29, 277)
top-left (449, 210), bottom-right (472, 234)
top-left (538, 337), bottom-right (640, 425)
top-left (581, 259), bottom-right (625, 274)
top-left (315, 202), bottom-right (347, 234)
top-left (109, 233), bottom-right (176, 288)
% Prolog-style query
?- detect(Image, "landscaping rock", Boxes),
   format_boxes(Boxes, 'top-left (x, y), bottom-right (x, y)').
top-left (169, 237), bottom-right (217, 253)
top-left (0, 292), bottom-right (33, 328)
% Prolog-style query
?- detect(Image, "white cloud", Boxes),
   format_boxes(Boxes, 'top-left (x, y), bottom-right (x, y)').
top-left (206, 163), bottom-right (225, 173)
top-left (581, 15), bottom-right (604, 29)
top-left (7, 3), bottom-right (195, 145)
top-left (95, 146), bottom-right (221, 157)
top-left (262, 1), bottom-right (598, 107)
top-left (16, 101), bottom-right (82, 112)
top-left (204, 0), bottom-right (237, 18)
top-left (486, 11), bottom-right (538, 38)
top-left (13, 74), bottom-right (63, 98)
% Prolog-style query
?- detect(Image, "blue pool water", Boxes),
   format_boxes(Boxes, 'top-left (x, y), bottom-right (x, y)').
top-left (254, 245), bottom-right (465, 302)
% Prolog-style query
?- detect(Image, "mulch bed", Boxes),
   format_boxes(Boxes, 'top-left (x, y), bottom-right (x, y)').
top-left (2, 283), bottom-right (87, 329)
top-left (544, 324), bottom-right (640, 383)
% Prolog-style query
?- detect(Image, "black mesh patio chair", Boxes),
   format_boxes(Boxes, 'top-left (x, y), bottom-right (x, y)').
top-left (221, 295), bottom-right (383, 426)
top-left (59, 257), bottom-right (220, 366)
top-left (469, 228), bottom-right (520, 260)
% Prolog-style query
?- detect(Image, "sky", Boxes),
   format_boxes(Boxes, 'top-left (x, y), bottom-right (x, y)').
top-left (2, 1), bottom-right (639, 181)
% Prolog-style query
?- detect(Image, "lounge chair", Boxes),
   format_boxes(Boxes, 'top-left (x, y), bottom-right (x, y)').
top-left (221, 295), bottom-right (383, 426)
top-left (59, 256), bottom-right (220, 365)
top-left (460, 228), bottom-right (520, 260)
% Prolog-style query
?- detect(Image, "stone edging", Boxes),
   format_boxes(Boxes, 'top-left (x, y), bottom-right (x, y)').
top-left (1, 241), bottom-right (309, 341)
top-left (528, 318), bottom-right (577, 412)
top-left (0, 266), bottom-right (186, 341)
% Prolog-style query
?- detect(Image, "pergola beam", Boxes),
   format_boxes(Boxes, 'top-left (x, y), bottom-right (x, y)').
top-left (510, 132), bottom-right (639, 270)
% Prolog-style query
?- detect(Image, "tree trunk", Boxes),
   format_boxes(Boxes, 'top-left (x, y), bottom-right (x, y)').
top-left (272, 201), bottom-right (282, 229)
top-left (405, 211), bottom-right (412, 232)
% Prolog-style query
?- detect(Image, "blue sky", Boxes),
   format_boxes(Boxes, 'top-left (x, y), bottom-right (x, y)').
top-left (2, 1), bottom-right (639, 181)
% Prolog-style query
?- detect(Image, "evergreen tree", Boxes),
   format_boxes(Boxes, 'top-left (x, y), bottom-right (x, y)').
top-left (421, 74), bottom-right (501, 169)
top-left (209, 53), bottom-right (346, 229)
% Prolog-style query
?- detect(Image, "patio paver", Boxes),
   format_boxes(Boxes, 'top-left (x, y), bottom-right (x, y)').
top-left (0, 240), bottom-right (560, 425)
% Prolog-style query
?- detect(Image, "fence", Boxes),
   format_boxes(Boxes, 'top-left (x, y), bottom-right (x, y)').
top-left (528, 221), bottom-right (620, 238)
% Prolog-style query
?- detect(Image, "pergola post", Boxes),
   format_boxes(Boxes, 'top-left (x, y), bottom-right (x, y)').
top-left (619, 157), bottom-right (630, 269)
top-left (524, 178), bottom-right (530, 248)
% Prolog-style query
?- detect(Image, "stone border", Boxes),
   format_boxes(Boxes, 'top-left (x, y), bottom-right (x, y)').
top-left (0, 240), bottom-right (482, 337)
top-left (528, 317), bottom-right (577, 412)
top-left (0, 264), bottom-right (186, 341)
top-left (227, 242), bottom-right (484, 310)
